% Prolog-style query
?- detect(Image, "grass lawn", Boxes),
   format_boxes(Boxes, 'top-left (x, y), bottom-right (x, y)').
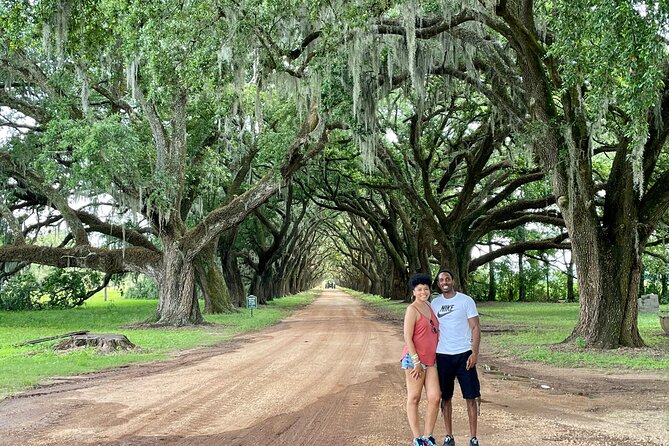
top-left (0, 289), bottom-right (318, 398)
top-left (348, 289), bottom-right (669, 371)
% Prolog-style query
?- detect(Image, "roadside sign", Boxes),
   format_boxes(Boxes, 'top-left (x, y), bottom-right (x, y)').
top-left (247, 295), bottom-right (257, 316)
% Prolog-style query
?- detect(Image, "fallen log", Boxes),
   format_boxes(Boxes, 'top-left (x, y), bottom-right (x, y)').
top-left (13, 331), bottom-right (89, 347)
top-left (52, 333), bottom-right (137, 354)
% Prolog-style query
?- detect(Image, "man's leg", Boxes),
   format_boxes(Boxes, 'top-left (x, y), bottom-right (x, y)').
top-left (465, 398), bottom-right (478, 439)
top-left (456, 351), bottom-right (481, 444)
top-left (441, 398), bottom-right (453, 435)
top-left (436, 354), bottom-right (456, 445)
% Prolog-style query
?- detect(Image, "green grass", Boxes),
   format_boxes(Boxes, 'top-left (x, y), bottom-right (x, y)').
top-left (348, 288), bottom-right (669, 371)
top-left (347, 290), bottom-right (409, 317)
top-left (0, 289), bottom-right (318, 398)
top-left (480, 302), bottom-right (669, 370)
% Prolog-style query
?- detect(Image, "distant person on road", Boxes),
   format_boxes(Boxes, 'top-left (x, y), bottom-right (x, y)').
top-left (401, 273), bottom-right (441, 446)
top-left (431, 269), bottom-right (481, 446)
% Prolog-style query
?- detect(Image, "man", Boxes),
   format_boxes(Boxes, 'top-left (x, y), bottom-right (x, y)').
top-left (430, 269), bottom-right (481, 446)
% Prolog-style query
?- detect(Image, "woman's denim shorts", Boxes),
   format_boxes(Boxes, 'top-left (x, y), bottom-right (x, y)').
top-left (401, 352), bottom-right (427, 370)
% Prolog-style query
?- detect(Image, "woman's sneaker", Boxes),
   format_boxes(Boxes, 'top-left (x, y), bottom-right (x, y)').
top-left (422, 435), bottom-right (438, 446)
top-left (412, 438), bottom-right (426, 446)
top-left (469, 438), bottom-right (479, 446)
top-left (442, 435), bottom-right (455, 446)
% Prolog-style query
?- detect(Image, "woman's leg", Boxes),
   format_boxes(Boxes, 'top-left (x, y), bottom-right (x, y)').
top-left (405, 369), bottom-right (426, 438)
top-left (423, 366), bottom-right (441, 437)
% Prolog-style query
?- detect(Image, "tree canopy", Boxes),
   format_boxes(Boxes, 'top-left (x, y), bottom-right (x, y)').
top-left (3, 0), bottom-right (669, 348)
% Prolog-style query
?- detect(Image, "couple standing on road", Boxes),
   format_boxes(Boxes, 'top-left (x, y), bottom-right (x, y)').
top-left (401, 269), bottom-right (481, 446)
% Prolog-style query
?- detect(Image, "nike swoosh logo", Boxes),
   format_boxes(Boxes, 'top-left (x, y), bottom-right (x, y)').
top-left (437, 305), bottom-right (455, 318)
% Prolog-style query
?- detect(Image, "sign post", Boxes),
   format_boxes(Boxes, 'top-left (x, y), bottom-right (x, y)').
top-left (246, 294), bottom-right (257, 317)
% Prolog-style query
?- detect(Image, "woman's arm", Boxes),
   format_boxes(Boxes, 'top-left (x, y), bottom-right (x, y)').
top-left (403, 306), bottom-right (422, 379)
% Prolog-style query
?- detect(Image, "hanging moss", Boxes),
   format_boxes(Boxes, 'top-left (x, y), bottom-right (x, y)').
top-left (254, 52), bottom-right (263, 134)
top-left (55, 0), bottom-right (72, 65)
top-left (75, 64), bottom-right (89, 114)
top-left (125, 57), bottom-right (139, 101)
top-left (344, 0), bottom-right (507, 172)
top-left (631, 132), bottom-right (647, 195)
top-left (41, 22), bottom-right (52, 60)
top-left (403, 1), bottom-right (418, 93)
top-left (349, 32), bottom-right (382, 171)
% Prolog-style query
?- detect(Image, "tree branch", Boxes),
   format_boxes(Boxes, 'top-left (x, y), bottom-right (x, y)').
top-left (0, 199), bottom-right (26, 244)
top-left (469, 236), bottom-right (571, 270)
top-left (0, 245), bottom-right (159, 274)
top-left (0, 153), bottom-right (89, 245)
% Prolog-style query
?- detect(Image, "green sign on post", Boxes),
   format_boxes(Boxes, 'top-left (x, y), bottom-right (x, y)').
top-left (246, 295), bottom-right (257, 316)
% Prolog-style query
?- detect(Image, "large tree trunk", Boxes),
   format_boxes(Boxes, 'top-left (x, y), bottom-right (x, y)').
top-left (219, 230), bottom-right (246, 307)
top-left (250, 271), bottom-right (275, 304)
top-left (390, 263), bottom-right (408, 301)
top-left (274, 260), bottom-right (289, 296)
top-left (195, 239), bottom-right (234, 313)
top-left (155, 239), bottom-right (203, 325)
top-left (559, 166), bottom-right (644, 347)
top-left (436, 236), bottom-right (472, 294)
top-left (289, 259), bottom-right (303, 293)
top-left (567, 237), bottom-right (644, 347)
top-left (368, 262), bottom-right (384, 296)
top-left (494, 0), bottom-right (649, 349)
top-left (418, 224), bottom-right (432, 274)
top-left (202, 261), bottom-right (233, 313)
top-left (223, 256), bottom-right (246, 307)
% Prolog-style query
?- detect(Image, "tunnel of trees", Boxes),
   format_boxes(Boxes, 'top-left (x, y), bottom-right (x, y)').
top-left (2, 0), bottom-right (669, 348)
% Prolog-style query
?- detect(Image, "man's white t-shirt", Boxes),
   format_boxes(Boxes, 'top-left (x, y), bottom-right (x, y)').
top-left (430, 292), bottom-right (479, 355)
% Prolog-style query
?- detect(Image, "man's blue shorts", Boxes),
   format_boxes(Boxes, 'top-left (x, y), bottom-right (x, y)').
top-left (436, 350), bottom-right (481, 400)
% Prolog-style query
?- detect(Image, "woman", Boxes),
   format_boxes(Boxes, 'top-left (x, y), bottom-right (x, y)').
top-left (401, 273), bottom-right (441, 446)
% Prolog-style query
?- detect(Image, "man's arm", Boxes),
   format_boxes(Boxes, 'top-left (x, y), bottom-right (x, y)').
top-left (466, 315), bottom-right (480, 370)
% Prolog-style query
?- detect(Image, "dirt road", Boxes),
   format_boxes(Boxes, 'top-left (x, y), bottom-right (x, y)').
top-left (1, 290), bottom-right (667, 446)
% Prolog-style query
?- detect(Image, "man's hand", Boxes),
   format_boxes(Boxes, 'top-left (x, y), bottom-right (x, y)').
top-left (466, 352), bottom-right (478, 370)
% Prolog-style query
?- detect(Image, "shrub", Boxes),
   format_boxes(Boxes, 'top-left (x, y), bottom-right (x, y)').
top-left (0, 272), bottom-right (40, 310)
top-left (125, 275), bottom-right (159, 300)
top-left (40, 269), bottom-right (102, 308)
top-left (0, 269), bottom-right (102, 310)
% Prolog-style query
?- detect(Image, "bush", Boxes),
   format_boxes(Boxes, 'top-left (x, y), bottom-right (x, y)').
top-left (0, 272), bottom-right (40, 310)
top-left (0, 269), bottom-right (102, 310)
top-left (125, 276), bottom-right (159, 300)
top-left (40, 269), bottom-right (102, 308)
